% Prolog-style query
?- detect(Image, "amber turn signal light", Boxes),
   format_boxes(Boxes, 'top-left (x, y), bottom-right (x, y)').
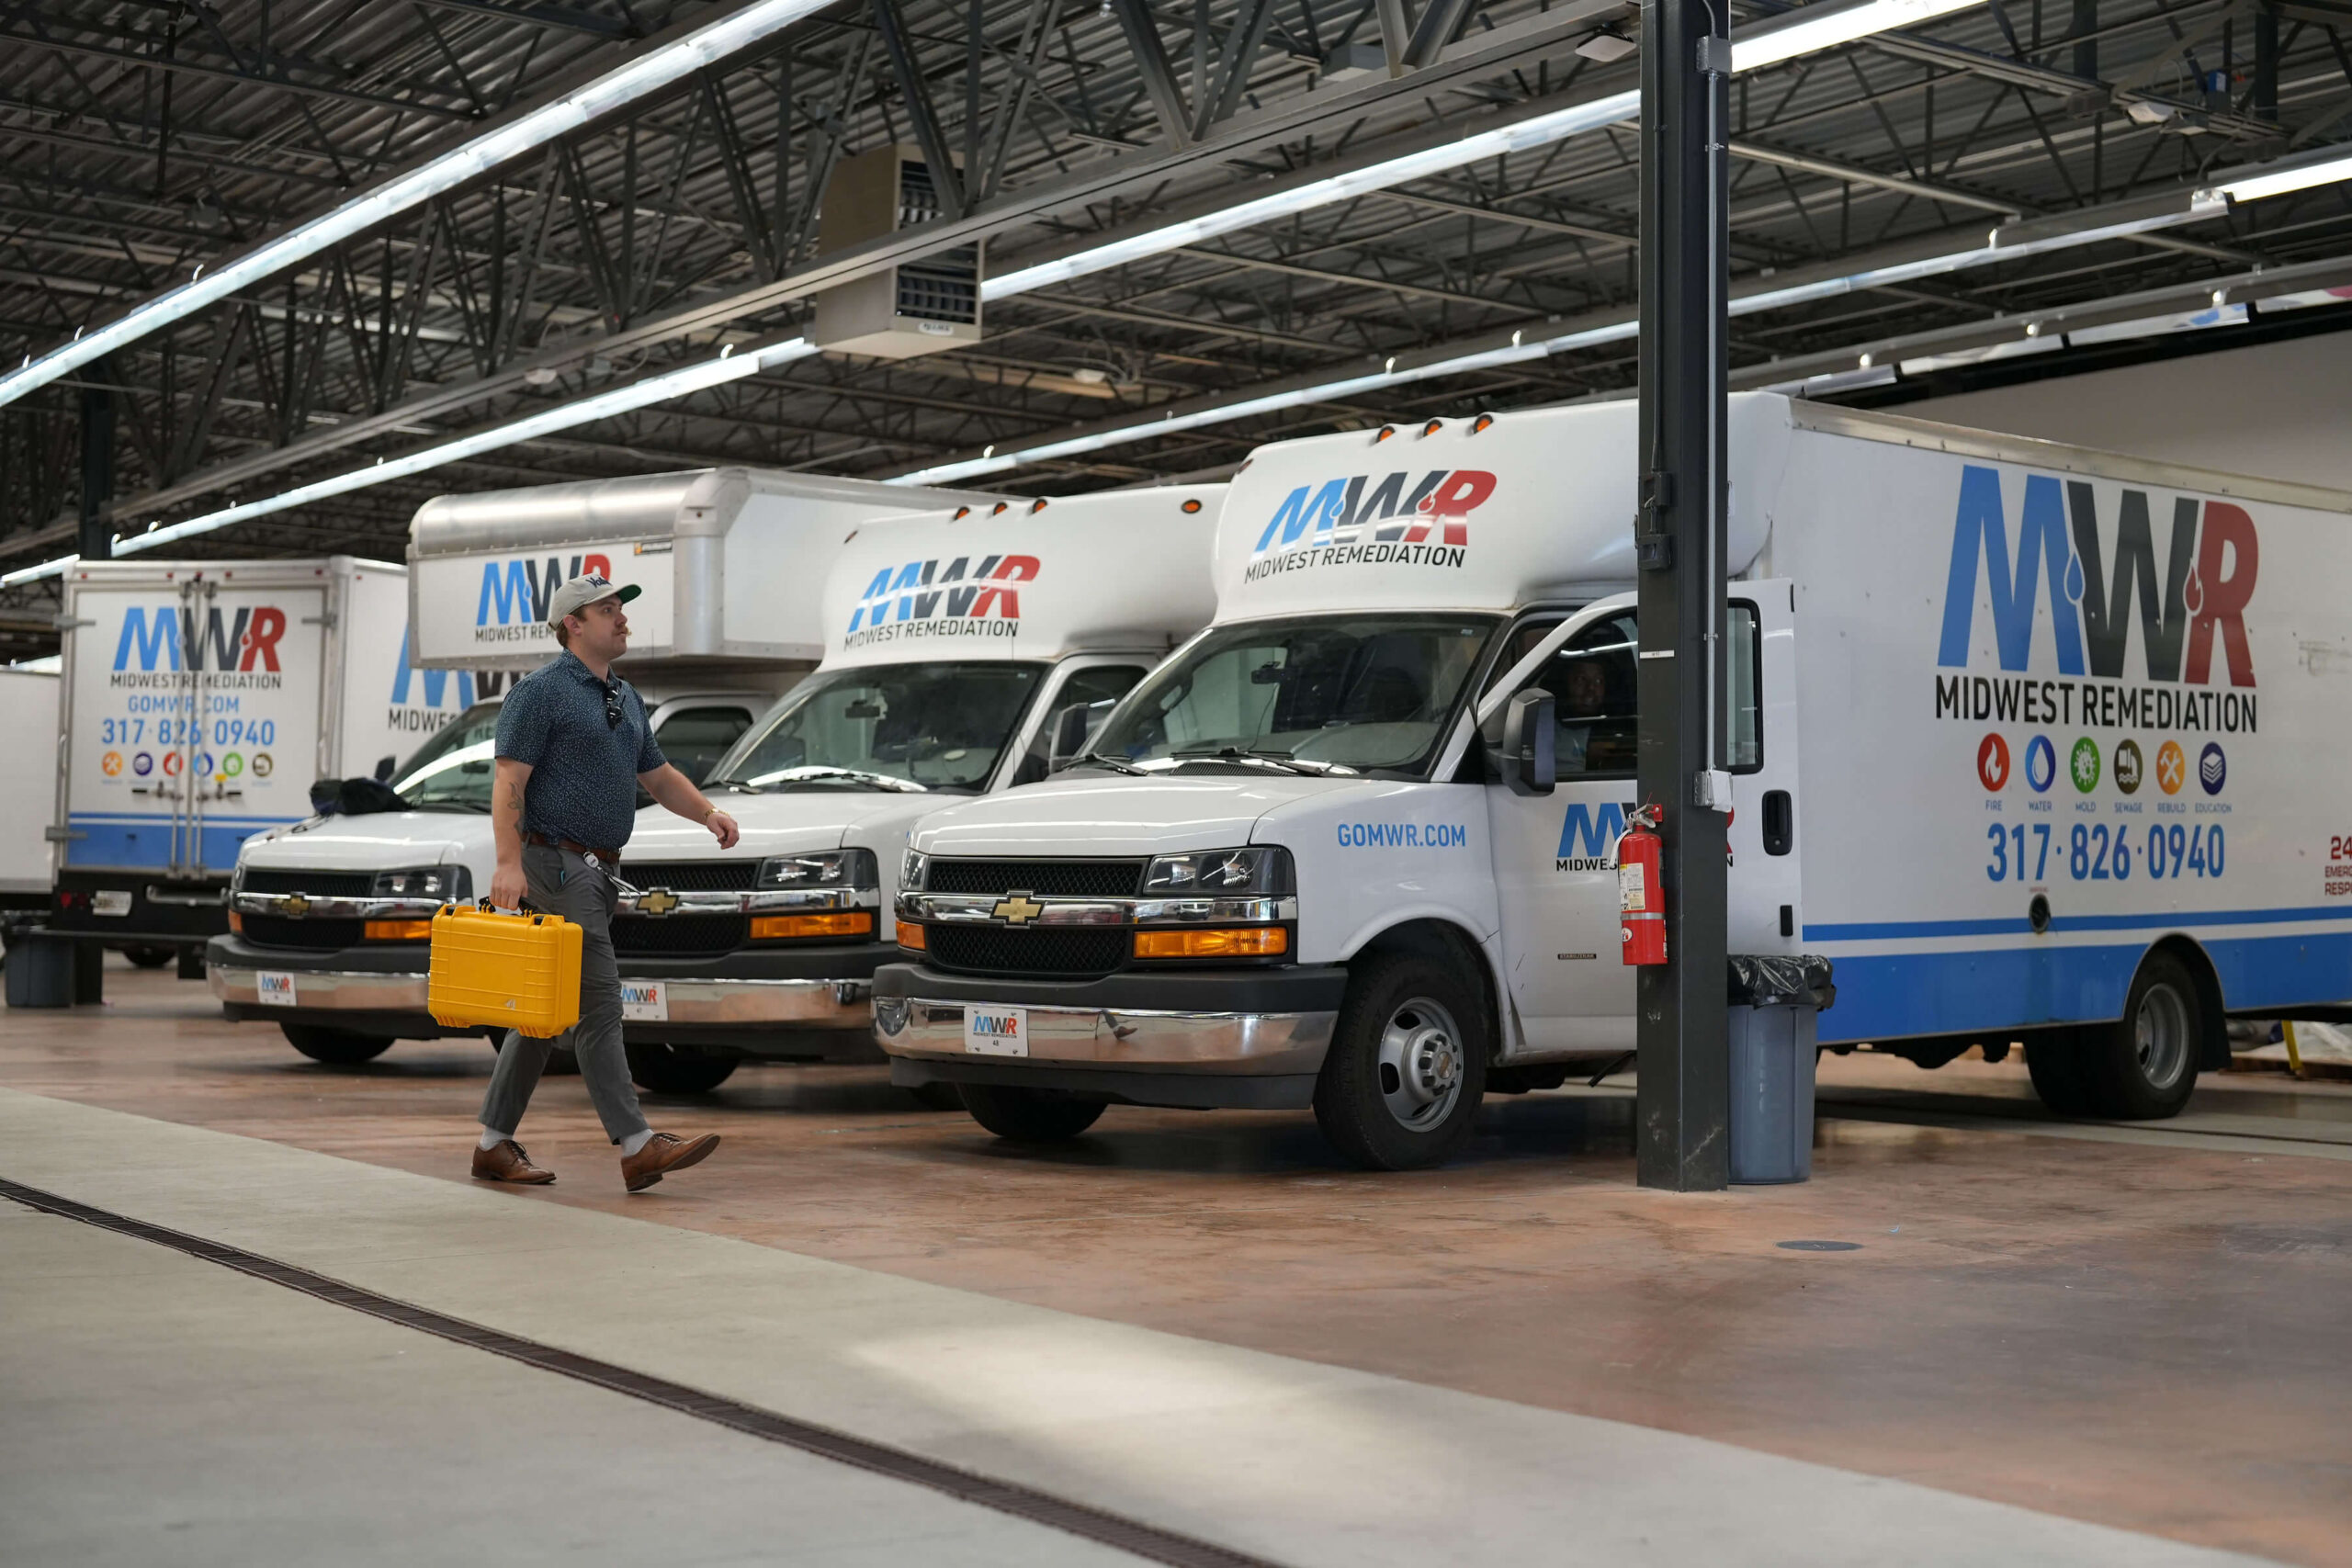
top-left (896, 919), bottom-right (928, 951)
top-left (751, 911), bottom-right (874, 941)
top-left (364, 919), bottom-right (434, 942)
top-left (226, 910), bottom-right (244, 933)
top-left (1133, 926), bottom-right (1287, 959)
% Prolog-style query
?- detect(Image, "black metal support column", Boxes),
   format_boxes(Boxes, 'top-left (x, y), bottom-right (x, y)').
top-left (2253, 2), bottom-right (2278, 121)
top-left (78, 359), bottom-right (117, 562)
top-left (1634, 0), bottom-right (1731, 1192)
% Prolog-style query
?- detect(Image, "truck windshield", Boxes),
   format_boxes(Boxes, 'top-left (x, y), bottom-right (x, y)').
top-left (391, 706), bottom-right (502, 811)
top-left (710, 661), bottom-right (1047, 794)
top-left (1091, 615), bottom-right (1499, 776)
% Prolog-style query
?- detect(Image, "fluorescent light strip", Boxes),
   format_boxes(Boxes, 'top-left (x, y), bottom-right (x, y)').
top-left (899, 181), bottom-right (2343, 485)
top-left (2208, 148), bottom-right (2352, 205)
top-left (1730, 0), bottom-right (1986, 72)
top-left (0, 341), bottom-right (815, 587)
top-left (981, 91), bottom-right (1643, 301)
top-left (981, 0), bottom-right (2014, 306)
top-left (0, 0), bottom-right (834, 413)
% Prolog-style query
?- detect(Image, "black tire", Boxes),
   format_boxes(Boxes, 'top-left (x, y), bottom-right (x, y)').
top-left (123, 945), bottom-right (175, 970)
top-left (2024, 1032), bottom-right (2100, 1118)
top-left (1313, 951), bottom-right (1488, 1170)
top-left (280, 1023), bottom-right (394, 1065)
top-left (957, 1082), bottom-right (1107, 1143)
top-left (2076, 952), bottom-right (2205, 1119)
top-left (625, 1043), bottom-right (740, 1095)
top-left (907, 1081), bottom-right (966, 1111)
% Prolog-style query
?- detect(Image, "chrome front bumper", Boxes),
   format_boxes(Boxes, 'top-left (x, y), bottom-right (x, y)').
top-left (210, 963), bottom-right (427, 1011)
top-left (209, 963), bottom-right (867, 1027)
top-left (624, 975), bottom-right (869, 1028)
top-left (875, 995), bottom-right (1336, 1076)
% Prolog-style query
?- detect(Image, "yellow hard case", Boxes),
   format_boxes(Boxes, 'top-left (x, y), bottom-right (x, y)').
top-left (427, 903), bottom-right (582, 1038)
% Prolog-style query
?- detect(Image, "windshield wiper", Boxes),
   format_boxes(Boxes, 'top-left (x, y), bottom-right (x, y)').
top-left (704, 774), bottom-right (763, 794)
top-left (1169, 746), bottom-right (1355, 777)
top-left (1064, 750), bottom-right (1146, 774)
top-left (758, 765), bottom-right (928, 793)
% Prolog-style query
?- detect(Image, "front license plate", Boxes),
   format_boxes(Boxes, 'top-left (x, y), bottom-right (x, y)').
top-left (620, 980), bottom-right (668, 1021)
top-left (964, 1005), bottom-right (1029, 1057)
top-left (255, 971), bottom-right (298, 1007)
top-left (91, 889), bottom-right (132, 917)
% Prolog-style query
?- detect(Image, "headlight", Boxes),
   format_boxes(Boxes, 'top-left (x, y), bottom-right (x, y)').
top-left (758, 848), bottom-right (879, 890)
top-left (372, 865), bottom-right (469, 899)
top-left (899, 849), bottom-right (929, 892)
top-left (1142, 846), bottom-right (1293, 895)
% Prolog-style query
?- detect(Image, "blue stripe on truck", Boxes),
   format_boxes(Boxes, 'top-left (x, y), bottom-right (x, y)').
top-left (63, 815), bottom-right (292, 871)
top-left (1806, 905), bottom-right (2352, 942)
top-left (1822, 930), bottom-right (2352, 1043)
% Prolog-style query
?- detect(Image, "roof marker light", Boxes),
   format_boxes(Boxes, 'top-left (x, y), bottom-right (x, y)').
top-left (1374, 424), bottom-right (1396, 443)
top-left (1181, 498), bottom-right (1204, 513)
top-left (1472, 413), bottom-right (1496, 434)
top-left (1421, 418), bottom-right (1444, 436)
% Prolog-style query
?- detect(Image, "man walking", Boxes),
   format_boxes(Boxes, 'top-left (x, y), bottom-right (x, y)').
top-left (471, 572), bottom-right (741, 1192)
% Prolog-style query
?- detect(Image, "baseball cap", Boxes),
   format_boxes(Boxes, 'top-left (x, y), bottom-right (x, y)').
top-left (545, 572), bottom-right (640, 629)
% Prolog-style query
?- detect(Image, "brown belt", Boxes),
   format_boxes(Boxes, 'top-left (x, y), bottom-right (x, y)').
top-left (525, 830), bottom-right (621, 868)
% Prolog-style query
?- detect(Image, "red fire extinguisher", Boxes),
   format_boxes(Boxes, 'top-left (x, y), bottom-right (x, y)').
top-left (1618, 804), bottom-right (1667, 966)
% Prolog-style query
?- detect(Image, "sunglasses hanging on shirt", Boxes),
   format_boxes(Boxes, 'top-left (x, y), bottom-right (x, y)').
top-left (602, 685), bottom-right (624, 729)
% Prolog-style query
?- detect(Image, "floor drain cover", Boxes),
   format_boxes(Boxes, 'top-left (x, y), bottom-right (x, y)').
top-left (1777, 1240), bottom-right (1862, 1251)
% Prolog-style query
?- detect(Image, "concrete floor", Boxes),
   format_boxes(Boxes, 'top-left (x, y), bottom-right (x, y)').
top-left (4, 960), bottom-right (2348, 1566)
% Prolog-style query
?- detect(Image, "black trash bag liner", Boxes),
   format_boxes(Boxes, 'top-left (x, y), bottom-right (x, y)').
top-left (308, 776), bottom-right (409, 817)
top-left (1727, 953), bottom-right (1836, 1010)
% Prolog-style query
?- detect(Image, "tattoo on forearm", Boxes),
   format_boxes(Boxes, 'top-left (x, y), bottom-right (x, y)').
top-left (503, 784), bottom-right (524, 812)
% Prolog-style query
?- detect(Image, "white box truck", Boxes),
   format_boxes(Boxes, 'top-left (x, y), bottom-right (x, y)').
top-left (47, 557), bottom-right (495, 973)
top-left (207, 468), bottom-right (989, 1063)
top-left (599, 488), bottom-right (1223, 1094)
top-left (1, 663), bottom-right (61, 912)
top-left (876, 394), bottom-right (2352, 1168)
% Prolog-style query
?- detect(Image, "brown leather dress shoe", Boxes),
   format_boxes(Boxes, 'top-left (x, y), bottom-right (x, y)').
top-left (471, 1139), bottom-right (555, 1184)
top-left (621, 1131), bottom-right (719, 1192)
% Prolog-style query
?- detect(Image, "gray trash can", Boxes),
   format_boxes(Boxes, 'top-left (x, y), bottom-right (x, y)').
top-left (5, 929), bottom-right (79, 1010)
top-left (1726, 955), bottom-right (1836, 1185)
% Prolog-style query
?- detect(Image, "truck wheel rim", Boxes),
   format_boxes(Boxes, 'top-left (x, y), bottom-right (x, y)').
top-left (2134, 982), bottom-right (2191, 1092)
top-left (1376, 997), bottom-right (1464, 1132)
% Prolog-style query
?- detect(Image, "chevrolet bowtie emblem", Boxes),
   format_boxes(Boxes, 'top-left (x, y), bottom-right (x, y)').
top-left (282, 894), bottom-right (310, 918)
top-left (638, 887), bottom-right (681, 917)
top-left (991, 892), bottom-right (1046, 925)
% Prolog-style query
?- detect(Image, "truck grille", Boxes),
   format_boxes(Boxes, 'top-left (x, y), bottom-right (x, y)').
top-left (610, 916), bottom-right (746, 957)
top-left (240, 916), bottom-right (367, 950)
top-left (240, 869), bottom-right (375, 897)
top-left (925, 924), bottom-right (1127, 979)
top-left (616, 861), bottom-right (760, 892)
top-left (925, 859), bottom-right (1145, 898)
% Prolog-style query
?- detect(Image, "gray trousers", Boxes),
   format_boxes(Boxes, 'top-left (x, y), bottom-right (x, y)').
top-left (479, 840), bottom-right (650, 1145)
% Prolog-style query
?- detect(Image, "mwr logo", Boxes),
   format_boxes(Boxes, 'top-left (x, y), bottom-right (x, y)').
top-left (388, 626), bottom-right (507, 730)
top-left (475, 553), bottom-right (612, 640)
top-left (112, 604), bottom-right (288, 672)
top-left (843, 555), bottom-right (1038, 647)
top-left (1244, 468), bottom-right (1496, 580)
top-left (1557, 801), bottom-right (1639, 872)
top-left (1938, 467), bottom-right (2256, 687)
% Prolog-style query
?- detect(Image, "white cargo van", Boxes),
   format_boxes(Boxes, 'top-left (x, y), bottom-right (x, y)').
top-left (605, 488), bottom-right (1222, 1094)
top-left (208, 468), bottom-right (985, 1064)
top-left (876, 395), bottom-right (2352, 1168)
top-left (48, 557), bottom-right (493, 973)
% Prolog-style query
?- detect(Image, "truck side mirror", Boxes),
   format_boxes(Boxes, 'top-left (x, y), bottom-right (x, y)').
top-left (1498, 691), bottom-right (1555, 796)
top-left (372, 754), bottom-right (397, 781)
top-left (1046, 702), bottom-right (1101, 770)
